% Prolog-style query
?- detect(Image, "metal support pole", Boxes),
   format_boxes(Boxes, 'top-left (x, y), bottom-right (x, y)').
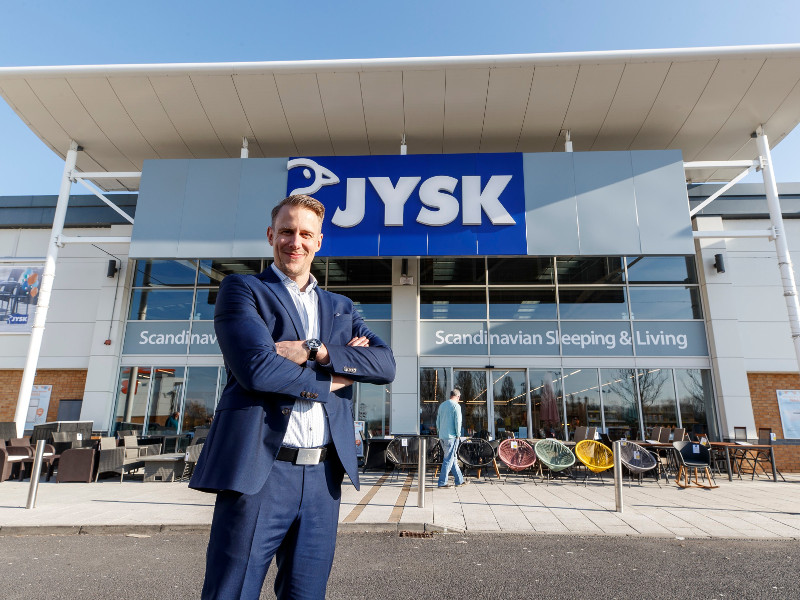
top-left (612, 440), bottom-right (623, 513)
top-left (417, 436), bottom-right (426, 508)
top-left (14, 141), bottom-right (79, 437)
top-left (26, 440), bottom-right (46, 509)
top-left (756, 127), bottom-right (800, 377)
top-left (400, 134), bottom-right (407, 156)
top-left (241, 137), bottom-right (249, 158)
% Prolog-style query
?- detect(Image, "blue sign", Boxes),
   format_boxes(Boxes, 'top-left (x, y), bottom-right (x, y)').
top-left (286, 154), bottom-right (527, 256)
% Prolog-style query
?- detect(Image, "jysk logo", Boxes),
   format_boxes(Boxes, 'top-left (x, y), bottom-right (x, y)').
top-left (286, 154), bottom-right (527, 256)
top-left (8, 314), bottom-right (28, 325)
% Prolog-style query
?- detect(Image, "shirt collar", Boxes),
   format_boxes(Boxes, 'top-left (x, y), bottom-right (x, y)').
top-left (270, 263), bottom-right (317, 293)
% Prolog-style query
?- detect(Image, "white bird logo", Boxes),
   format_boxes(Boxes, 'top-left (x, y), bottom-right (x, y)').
top-left (287, 158), bottom-right (340, 195)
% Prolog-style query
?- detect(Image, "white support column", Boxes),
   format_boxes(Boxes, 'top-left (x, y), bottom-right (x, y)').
top-left (14, 141), bottom-right (79, 436)
top-left (755, 126), bottom-right (800, 375)
top-left (241, 137), bottom-right (249, 158)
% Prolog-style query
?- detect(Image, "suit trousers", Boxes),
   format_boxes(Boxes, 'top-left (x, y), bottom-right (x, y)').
top-left (201, 457), bottom-right (343, 600)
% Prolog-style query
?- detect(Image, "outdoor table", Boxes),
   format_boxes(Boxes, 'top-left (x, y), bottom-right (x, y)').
top-left (707, 441), bottom-right (737, 481)
top-left (728, 442), bottom-right (778, 482)
top-left (142, 453), bottom-right (185, 482)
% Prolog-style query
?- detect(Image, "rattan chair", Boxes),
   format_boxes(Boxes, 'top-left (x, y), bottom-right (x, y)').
top-left (386, 436), bottom-right (442, 481)
top-left (673, 441), bottom-right (718, 489)
top-left (574, 440), bottom-right (614, 485)
top-left (617, 441), bottom-right (658, 486)
top-left (534, 438), bottom-right (576, 483)
top-left (457, 438), bottom-right (499, 480)
top-left (497, 438), bottom-right (536, 483)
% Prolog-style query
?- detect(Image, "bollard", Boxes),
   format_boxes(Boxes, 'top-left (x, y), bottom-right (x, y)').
top-left (26, 440), bottom-right (46, 509)
top-left (612, 440), bottom-right (623, 513)
top-left (417, 437), bottom-right (426, 508)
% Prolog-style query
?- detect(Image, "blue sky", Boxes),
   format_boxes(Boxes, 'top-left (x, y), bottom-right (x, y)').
top-left (1, 0), bottom-right (799, 195)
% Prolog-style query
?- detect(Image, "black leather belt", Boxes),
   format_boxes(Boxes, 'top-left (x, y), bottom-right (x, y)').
top-left (277, 444), bottom-right (334, 465)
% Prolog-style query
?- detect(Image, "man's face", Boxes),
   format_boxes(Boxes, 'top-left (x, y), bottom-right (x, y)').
top-left (267, 204), bottom-right (323, 284)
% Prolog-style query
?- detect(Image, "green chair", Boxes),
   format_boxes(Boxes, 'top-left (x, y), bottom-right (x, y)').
top-left (534, 439), bottom-right (576, 483)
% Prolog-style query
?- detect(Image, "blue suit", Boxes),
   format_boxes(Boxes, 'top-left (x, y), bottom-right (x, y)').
top-left (190, 268), bottom-right (395, 599)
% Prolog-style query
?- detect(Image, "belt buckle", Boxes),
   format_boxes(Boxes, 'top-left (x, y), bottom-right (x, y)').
top-left (295, 448), bottom-right (322, 465)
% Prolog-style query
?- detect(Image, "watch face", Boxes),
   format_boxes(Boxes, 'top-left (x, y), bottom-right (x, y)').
top-left (307, 338), bottom-right (322, 350)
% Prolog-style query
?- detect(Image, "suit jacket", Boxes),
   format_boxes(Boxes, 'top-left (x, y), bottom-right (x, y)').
top-left (189, 268), bottom-right (396, 495)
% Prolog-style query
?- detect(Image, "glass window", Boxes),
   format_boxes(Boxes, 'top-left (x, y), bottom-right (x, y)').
top-left (675, 369), bottom-right (718, 440)
top-left (193, 289), bottom-right (219, 320)
top-left (529, 370), bottom-right (565, 439)
top-left (420, 367), bottom-right (449, 436)
top-left (563, 368), bottom-right (602, 434)
top-left (420, 289), bottom-right (486, 319)
top-left (454, 370), bottom-right (489, 437)
top-left (600, 368), bottom-right (641, 441)
top-left (310, 259), bottom-right (327, 285)
top-left (356, 383), bottom-right (390, 438)
top-left (626, 256), bottom-right (697, 284)
top-left (420, 258), bottom-right (486, 285)
top-left (326, 259), bottom-right (393, 286)
top-left (182, 367), bottom-right (219, 433)
top-left (556, 257), bottom-right (624, 284)
top-left (146, 367), bottom-right (185, 434)
top-left (113, 366), bottom-right (151, 434)
top-left (489, 289), bottom-right (557, 320)
top-left (128, 289), bottom-right (194, 321)
top-left (326, 289), bottom-right (391, 319)
top-left (558, 288), bottom-right (628, 320)
top-left (133, 260), bottom-right (197, 287)
top-left (637, 368), bottom-right (678, 435)
top-left (492, 370), bottom-right (528, 438)
top-left (198, 259), bottom-right (262, 285)
top-left (629, 287), bottom-right (702, 320)
top-left (487, 257), bottom-right (554, 284)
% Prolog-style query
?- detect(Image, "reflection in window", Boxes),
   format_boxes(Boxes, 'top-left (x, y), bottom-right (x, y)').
top-left (487, 257), bottom-right (554, 284)
top-left (629, 287), bottom-right (702, 320)
top-left (198, 259), bottom-right (262, 285)
top-left (193, 289), bottom-right (219, 320)
top-left (420, 258), bottom-right (486, 285)
top-left (676, 369), bottom-right (718, 440)
top-left (556, 257), bottom-right (624, 284)
top-left (600, 368), bottom-right (641, 441)
top-left (356, 383), bottom-right (390, 438)
top-left (182, 367), bottom-right (218, 432)
top-left (529, 370), bottom-right (564, 439)
top-left (129, 289), bottom-right (194, 321)
top-left (326, 259), bottom-right (392, 286)
top-left (327, 289), bottom-right (391, 319)
top-left (637, 368), bottom-right (678, 435)
top-left (558, 288), bottom-right (628, 320)
top-left (114, 367), bottom-right (151, 434)
top-left (146, 368), bottom-right (185, 434)
top-left (420, 368), bottom-right (449, 436)
top-left (454, 370), bottom-right (488, 438)
top-left (626, 256), bottom-right (697, 284)
top-left (489, 289), bottom-right (557, 320)
top-left (563, 368), bottom-right (602, 434)
top-left (133, 260), bottom-right (198, 287)
top-left (492, 371), bottom-right (527, 438)
top-left (421, 289), bottom-right (487, 319)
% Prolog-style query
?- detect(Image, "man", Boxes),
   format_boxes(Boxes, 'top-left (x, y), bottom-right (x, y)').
top-left (190, 194), bottom-right (396, 600)
top-left (436, 389), bottom-right (467, 488)
top-left (164, 411), bottom-right (179, 431)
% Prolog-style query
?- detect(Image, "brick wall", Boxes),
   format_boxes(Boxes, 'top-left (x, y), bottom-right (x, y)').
top-left (0, 369), bottom-right (87, 423)
top-left (747, 372), bottom-right (800, 473)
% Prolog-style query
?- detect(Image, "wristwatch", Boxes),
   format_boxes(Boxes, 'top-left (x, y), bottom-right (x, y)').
top-left (306, 338), bottom-right (322, 361)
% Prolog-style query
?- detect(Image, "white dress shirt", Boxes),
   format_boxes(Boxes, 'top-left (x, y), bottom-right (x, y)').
top-left (271, 264), bottom-right (331, 448)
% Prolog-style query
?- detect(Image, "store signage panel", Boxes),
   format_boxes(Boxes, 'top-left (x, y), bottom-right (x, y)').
top-left (420, 322), bottom-right (489, 356)
top-left (0, 263), bottom-right (43, 333)
top-left (630, 321), bottom-right (708, 357)
top-left (287, 154), bottom-right (527, 256)
top-left (559, 322), bottom-right (634, 357)
top-left (487, 322), bottom-right (560, 356)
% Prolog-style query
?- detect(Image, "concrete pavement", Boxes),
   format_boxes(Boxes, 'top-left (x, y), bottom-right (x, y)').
top-left (1, 470), bottom-right (799, 539)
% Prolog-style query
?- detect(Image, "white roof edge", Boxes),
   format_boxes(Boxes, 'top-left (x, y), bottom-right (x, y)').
top-left (3, 43), bottom-right (800, 78)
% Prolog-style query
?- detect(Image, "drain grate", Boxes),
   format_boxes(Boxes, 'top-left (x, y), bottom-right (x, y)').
top-left (399, 530), bottom-right (434, 538)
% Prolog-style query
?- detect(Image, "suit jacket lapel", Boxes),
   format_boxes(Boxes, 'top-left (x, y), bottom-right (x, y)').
top-left (257, 268), bottom-right (305, 340)
top-left (317, 288), bottom-right (334, 342)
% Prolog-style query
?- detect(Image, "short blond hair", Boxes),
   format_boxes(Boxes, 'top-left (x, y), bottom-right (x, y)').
top-left (271, 194), bottom-right (325, 225)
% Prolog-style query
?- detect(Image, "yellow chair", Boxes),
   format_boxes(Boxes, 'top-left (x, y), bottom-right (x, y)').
top-left (574, 440), bottom-right (614, 485)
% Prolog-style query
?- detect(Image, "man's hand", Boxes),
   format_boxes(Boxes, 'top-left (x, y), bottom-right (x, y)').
top-left (275, 340), bottom-right (310, 365)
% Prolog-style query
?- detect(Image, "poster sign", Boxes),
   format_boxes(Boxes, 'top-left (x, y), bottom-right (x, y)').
top-left (354, 420), bottom-right (365, 458)
top-left (0, 264), bottom-right (43, 333)
top-left (26, 385), bottom-right (52, 430)
top-left (776, 390), bottom-right (800, 439)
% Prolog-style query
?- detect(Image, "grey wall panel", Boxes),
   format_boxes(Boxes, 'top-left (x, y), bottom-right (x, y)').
top-left (234, 159), bottom-right (288, 258)
top-left (523, 153), bottom-right (579, 255)
top-left (631, 150), bottom-right (694, 254)
top-left (130, 160), bottom-right (188, 258)
top-left (574, 152), bottom-right (641, 255)
top-left (177, 160), bottom-right (242, 258)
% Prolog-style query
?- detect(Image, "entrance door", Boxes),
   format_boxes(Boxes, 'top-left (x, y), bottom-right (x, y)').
top-left (453, 369), bottom-right (527, 439)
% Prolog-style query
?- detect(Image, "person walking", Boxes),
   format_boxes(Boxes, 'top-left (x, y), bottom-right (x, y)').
top-left (436, 389), bottom-right (467, 488)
